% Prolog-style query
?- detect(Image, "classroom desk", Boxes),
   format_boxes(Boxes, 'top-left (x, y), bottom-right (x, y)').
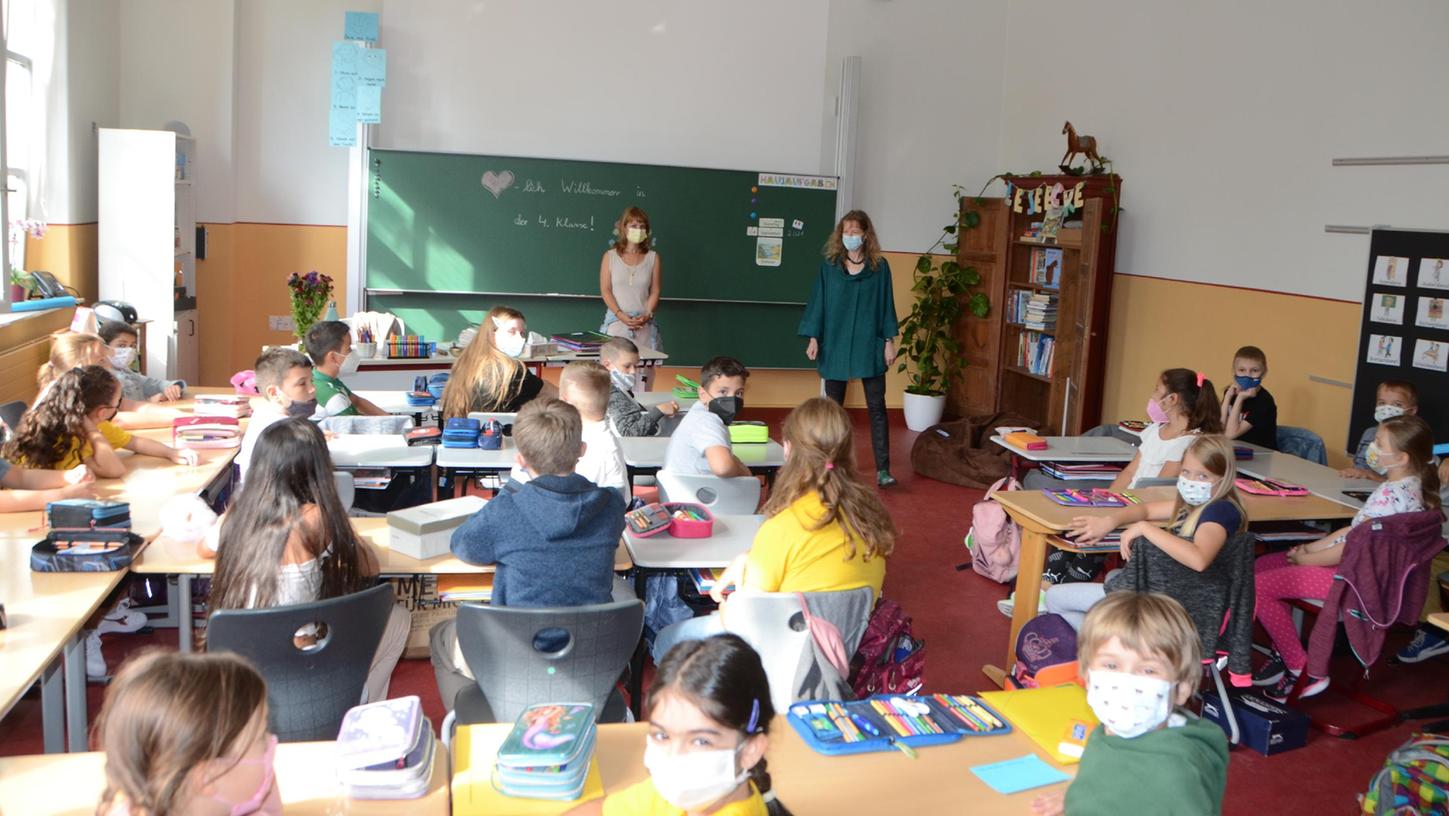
top-left (635, 390), bottom-right (692, 435)
top-left (1236, 449), bottom-right (1377, 509)
top-left (619, 437), bottom-right (786, 484)
top-left (347, 345), bottom-right (667, 389)
top-left (327, 432), bottom-right (436, 468)
top-left (1432, 612), bottom-right (1449, 633)
top-left (0, 738), bottom-right (450, 815)
top-left (435, 439), bottom-right (518, 499)
top-left (129, 517), bottom-right (635, 651)
top-left (983, 485), bottom-right (1358, 687)
top-left (453, 717), bottom-right (1073, 815)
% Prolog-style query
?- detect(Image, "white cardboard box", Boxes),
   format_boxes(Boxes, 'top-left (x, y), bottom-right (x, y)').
top-left (386, 495), bottom-right (487, 559)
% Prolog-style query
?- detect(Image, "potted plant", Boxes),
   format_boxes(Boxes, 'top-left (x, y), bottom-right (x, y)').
top-left (287, 270), bottom-right (334, 344)
top-left (895, 188), bottom-right (990, 431)
top-left (8, 268), bottom-right (31, 302)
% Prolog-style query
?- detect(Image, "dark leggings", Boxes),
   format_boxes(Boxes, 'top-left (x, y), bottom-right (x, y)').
top-left (823, 375), bottom-right (890, 471)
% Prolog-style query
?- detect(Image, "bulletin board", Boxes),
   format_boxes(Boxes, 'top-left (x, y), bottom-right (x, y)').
top-left (1347, 228), bottom-right (1449, 450)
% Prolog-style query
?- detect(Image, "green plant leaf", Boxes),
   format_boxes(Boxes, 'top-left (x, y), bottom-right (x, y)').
top-left (915, 255), bottom-right (932, 274)
top-left (943, 224), bottom-right (956, 234)
top-left (963, 211), bottom-right (981, 229)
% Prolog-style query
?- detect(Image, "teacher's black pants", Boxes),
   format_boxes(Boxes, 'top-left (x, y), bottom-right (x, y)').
top-left (823, 375), bottom-right (890, 472)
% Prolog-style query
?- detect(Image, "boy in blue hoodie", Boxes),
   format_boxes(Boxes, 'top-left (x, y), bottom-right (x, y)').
top-left (428, 397), bottom-right (626, 710)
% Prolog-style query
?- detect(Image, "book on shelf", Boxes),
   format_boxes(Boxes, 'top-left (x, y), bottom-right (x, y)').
top-left (1008, 290), bottom-right (1058, 331)
top-left (1016, 331), bottom-right (1055, 377)
top-left (1030, 248), bottom-right (1063, 289)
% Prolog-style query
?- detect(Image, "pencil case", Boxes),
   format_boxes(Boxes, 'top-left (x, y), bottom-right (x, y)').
top-left (478, 419), bottom-right (504, 450)
top-left (46, 499), bottom-right (131, 532)
top-left (405, 427), bottom-right (441, 446)
top-left (1005, 431), bottom-right (1047, 451)
top-left (407, 377), bottom-right (437, 407)
top-left (663, 502), bottom-right (714, 538)
top-left (673, 374), bottom-right (700, 402)
top-left (728, 421), bottom-right (768, 444)
top-left (787, 694), bottom-right (1011, 757)
top-left (1234, 477), bottom-right (1308, 497)
top-left (172, 416), bottom-right (241, 449)
top-left (442, 416), bottom-right (481, 448)
top-left (31, 531), bottom-right (143, 572)
top-left (1042, 488), bottom-right (1136, 508)
top-left (625, 503), bottom-right (673, 538)
top-left (1233, 446), bottom-right (1253, 460)
top-left (427, 373), bottom-right (449, 400)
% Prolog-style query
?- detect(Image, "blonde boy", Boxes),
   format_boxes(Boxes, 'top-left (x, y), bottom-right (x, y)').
top-left (1340, 380), bottom-right (1419, 480)
top-left (559, 361), bottom-right (630, 500)
top-left (600, 337), bottom-right (677, 436)
top-left (1033, 592), bottom-right (1227, 816)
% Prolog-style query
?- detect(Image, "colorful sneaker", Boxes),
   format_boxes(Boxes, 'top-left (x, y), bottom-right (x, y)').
top-left (1252, 652), bottom-right (1286, 686)
top-left (1263, 671), bottom-right (1329, 704)
top-left (96, 598), bottom-right (147, 635)
top-left (996, 590), bottom-right (1048, 618)
top-left (877, 470), bottom-right (898, 488)
top-left (1396, 627), bottom-right (1449, 664)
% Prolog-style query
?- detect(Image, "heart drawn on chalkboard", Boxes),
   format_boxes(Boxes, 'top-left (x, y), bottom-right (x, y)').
top-left (481, 170), bottom-right (515, 199)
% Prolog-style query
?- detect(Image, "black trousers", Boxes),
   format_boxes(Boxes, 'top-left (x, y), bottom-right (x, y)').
top-left (822, 375), bottom-right (890, 471)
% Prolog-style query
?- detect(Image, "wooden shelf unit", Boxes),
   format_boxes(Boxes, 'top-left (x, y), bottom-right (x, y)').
top-left (951, 174), bottom-right (1122, 434)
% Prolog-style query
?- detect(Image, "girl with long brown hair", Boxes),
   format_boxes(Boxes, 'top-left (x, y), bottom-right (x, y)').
top-left (1109, 368), bottom-right (1222, 490)
top-left (94, 650), bottom-right (278, 816)
top-left (202, 418), bottom-right (408, 702)
top-left (599, 206), bottom-right (665, 359)
top-left (650, 397), bottom-right (896, 661)
top-left (800, 209), bottom-right (899, 486)
top-left (39, 332), bottom-right (178, 430)
top-left (440, 305), bottom-right (555, 419)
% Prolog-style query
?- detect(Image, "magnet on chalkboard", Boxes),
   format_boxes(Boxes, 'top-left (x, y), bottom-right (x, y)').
top-left (751, 187), bottom-right (758, 193)
top-left (750, 212), bottom-right (757, 219)
top-left (751, 198), bottom-right (757, 204)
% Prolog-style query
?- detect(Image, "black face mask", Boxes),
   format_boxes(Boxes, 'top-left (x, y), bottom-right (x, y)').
top-left (707, 395), bottom-right (742, 425)
top-left (286, 398), bottom-right (319, 419)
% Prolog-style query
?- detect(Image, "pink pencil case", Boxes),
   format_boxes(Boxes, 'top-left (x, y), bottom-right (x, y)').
top-left (1234, 477), bottom-right (1308, 497)
top-left (664, 503), bottom-right (715, 538)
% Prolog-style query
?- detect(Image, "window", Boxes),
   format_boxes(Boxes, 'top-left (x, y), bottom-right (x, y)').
top-left (2, 0), bottom-right (47, 307)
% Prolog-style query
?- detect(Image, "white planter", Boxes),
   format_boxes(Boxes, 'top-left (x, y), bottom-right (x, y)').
top-left (902, 391), bottom-right (946, 432)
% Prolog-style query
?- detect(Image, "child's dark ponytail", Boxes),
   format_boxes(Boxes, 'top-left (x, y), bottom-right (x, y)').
top-left (1161, 368), bottom-right (1223, 434)
top-left (649, 634), bottom-right (793, 816)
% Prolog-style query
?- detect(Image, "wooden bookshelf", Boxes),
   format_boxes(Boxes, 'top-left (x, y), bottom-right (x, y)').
top-left (951, 174), bottom-right (1122, 434)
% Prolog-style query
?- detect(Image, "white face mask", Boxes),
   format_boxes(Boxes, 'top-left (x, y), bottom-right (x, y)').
top-left (497, 331), bottom-right (526, 358)
top-left (626, 227), bottom-right (648, 245)
top-left (1365, 441), bottom-right (1396, 476)
top-left (1086, 669), bottom-right (1174, 739)
top-left (1176, 475), bottom-right (1214, 506)
top-left (1374, 404), bottom-right (1406, 423)
top-left (338, 349), bottom-right (361, 376)
top-left (610, 368), bottom-right (636, 393)
top-left (643, 741), bottom-right (748, 811)
top-left (110, 347), bottom-right (137, 369)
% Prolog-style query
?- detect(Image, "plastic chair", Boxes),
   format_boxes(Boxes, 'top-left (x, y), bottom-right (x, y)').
top-left (450, 599), bottom-right (644, 729)
top-left (723, 588), bottom-right (875, 713)
top-left (658, 473), bottom-right (762, 515)
top-left (206, 583), bottom-right (394, 742)
top-left (1276, 426), bottom-right (1327, 465)
top-left (333, 471), bottom-right (356, 512)
top-left (0, 400), bottom-right (25, 434)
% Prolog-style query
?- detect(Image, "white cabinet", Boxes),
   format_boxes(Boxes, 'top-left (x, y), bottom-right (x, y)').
top-left (98, 128), bottom-right (198, 380)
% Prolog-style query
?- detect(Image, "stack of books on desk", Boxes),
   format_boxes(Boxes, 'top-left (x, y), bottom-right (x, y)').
top-left (335, 696), bottom-right (436, 800)
top-left (493, 703), bottom-right (598, 801)
top-left (193, 394), bottom-right (252, 418)
top-left (1038, 462), bottom-right (1122, 481)
top-left (437, 574), bottom-right (494, 603)
top-left (550, 331), bottom-right (610, 352)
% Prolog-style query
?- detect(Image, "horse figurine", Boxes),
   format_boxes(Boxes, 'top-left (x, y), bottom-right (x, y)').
top-left (1060, 121), bottom-right (1105, 173)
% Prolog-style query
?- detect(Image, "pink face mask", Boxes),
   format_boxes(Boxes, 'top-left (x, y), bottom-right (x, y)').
top-left (1146, 397), bottom-right (1170, 424)
top-left (206, 734), bottom-right (281, 816)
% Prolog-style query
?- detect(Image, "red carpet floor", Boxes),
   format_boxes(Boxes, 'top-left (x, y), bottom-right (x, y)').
top-left (3, 407), bottom-right (1446, 815)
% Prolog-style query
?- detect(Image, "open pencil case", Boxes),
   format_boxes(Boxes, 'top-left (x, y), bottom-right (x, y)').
top-left (1234, 477), bottom-right (1309, 496)
top-left (787, 693), bottom-right (1010, 756)
top-left (1042, 488), bottom-right (1138, 507)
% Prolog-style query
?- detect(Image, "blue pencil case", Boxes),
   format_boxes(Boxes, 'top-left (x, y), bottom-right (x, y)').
top-left (787, 694), bottom-right (1010, 756)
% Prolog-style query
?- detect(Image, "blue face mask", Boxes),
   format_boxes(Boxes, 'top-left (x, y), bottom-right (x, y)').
top-left (842, 234), bottom-right (864, 253)
top-left (1234, 375), bottom-right (1261, 391)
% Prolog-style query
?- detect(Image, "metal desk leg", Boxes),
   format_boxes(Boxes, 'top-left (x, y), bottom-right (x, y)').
top-left (177, 574), bottom-right (194, 652)
top-left (40, 659), bottom-right (63, 753)
top-left (62, 634), bottom-right (87, 752)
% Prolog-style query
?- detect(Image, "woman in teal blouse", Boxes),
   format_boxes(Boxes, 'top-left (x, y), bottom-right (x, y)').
top-left (799, 209), bottom-right (900, 486)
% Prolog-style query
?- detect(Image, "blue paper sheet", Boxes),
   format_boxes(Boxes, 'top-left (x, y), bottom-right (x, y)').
top-left (356, 84), bottom-right (381, 124)
top-left (328, 107), bottom-right (357, 147)
top-left (332, 41), bottom-right (359, 80)
top-left (969, 754), bottom-right (1070, 795)
top-left (344, 11), bottom-right (379, 42)
top-left (358, 48), bottom-right (386, 86)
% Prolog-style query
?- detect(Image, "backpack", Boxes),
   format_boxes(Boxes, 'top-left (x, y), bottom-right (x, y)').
top-left (965, 477), bottom-right (1022, 583)
top-left (849, 599), bottom-right (925, 697)
top-left (1007, 613), bottom-right (1080, 689)
top-left (1362, 733), bottom-right (1449, 815)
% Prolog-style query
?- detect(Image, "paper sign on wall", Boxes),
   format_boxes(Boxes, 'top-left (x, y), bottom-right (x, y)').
top-left (756, 237), bottom-right (782, 267)
top-left (356, 84), bottom-right (382, 124)
top-left (358, 48), bottom-right (387, 86)
top-left (344, 11), bottom-right (379, 42)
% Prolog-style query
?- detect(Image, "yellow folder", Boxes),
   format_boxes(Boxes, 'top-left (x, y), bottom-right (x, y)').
top-left (978, 683), bottom-right (1099, 765)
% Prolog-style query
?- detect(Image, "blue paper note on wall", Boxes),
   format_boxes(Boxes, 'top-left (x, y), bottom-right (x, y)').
top-left (358, 48), bottom-right (386, 86)
top-left (329, 107), bottom-right (357, 147)
top-left (332, 41), bottom-right (360, 80)
top-left (344, 11), bottom-right (379, 42)
top-left (356, 84), bottom-right (382, 124)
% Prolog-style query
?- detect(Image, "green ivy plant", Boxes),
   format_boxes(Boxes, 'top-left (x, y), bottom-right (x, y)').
top-left (895, 186), bottom-right (991, 396)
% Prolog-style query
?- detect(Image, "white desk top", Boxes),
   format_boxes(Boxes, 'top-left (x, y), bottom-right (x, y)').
top-left (637, 390), bottom-right (695, 410)
top-left (1238, 450), bottom-right (1376, 509)
top-left (354, 389), bottom-right (435, 415)
top-left (989, 435), bottom-right (1138, 462)
top-left (434, 438), bottom-right (518, 469)
top-left (619, 437), bottom-right (786, 469)
top-left (327, 434), bottom-right (435, 468)
top-left (624, 514), bottom-right (763, 568)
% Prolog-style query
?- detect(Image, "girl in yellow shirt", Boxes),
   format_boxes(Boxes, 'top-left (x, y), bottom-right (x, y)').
top-left (567, 634), bottom-right (790, 816)
top-left (651, 397), bottom-right (896, 661)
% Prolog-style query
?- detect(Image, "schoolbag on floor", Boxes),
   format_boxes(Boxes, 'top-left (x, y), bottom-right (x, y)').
top-left (849, 599), bottom-right (924, 697)
top-left (1007, 613), bottom-right (1080, 690)
top-left (965, 477), bottom-right (1022, 583)
top-left (1362, 733), bottom-right (1449, 815)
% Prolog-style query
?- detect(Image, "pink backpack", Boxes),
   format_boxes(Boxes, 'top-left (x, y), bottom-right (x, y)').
top-left (965, 477), bottom-right (1021, 583)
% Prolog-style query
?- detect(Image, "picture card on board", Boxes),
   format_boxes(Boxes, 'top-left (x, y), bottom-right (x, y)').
top-left (1370, 293), bottom-right (1405, 325)
top-left (1419, 258), bottom-right (1449, 291)
top-left (1366, 334), bottom-right (1402, 367)
top-left (1413, 338), bottom-right (1448, 373)
top-left (1372, 256), bottom-right (1410, 287)
top-left (1416, 296), bottom-right (1449, 330)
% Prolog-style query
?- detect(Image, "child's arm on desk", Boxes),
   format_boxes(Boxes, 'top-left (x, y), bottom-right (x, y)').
top-left (0, 464), bottom-right (96, 510)
top-left (1031, 791), bottom-right (1065, 816)
top-left (125, 435), bottom-right (199, 467)
top-left (1066, 499), bottom-right (1172, 544)
top-left (82, 421), bottom-right (128, 478)
top-left (706, 444), bottom-right (751, 478)
top-left (349, 393), bottom-right (390, 417)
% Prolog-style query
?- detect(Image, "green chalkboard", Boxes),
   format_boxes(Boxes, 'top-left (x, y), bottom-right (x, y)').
top-left (365, 148), bottom-right (838, 368)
